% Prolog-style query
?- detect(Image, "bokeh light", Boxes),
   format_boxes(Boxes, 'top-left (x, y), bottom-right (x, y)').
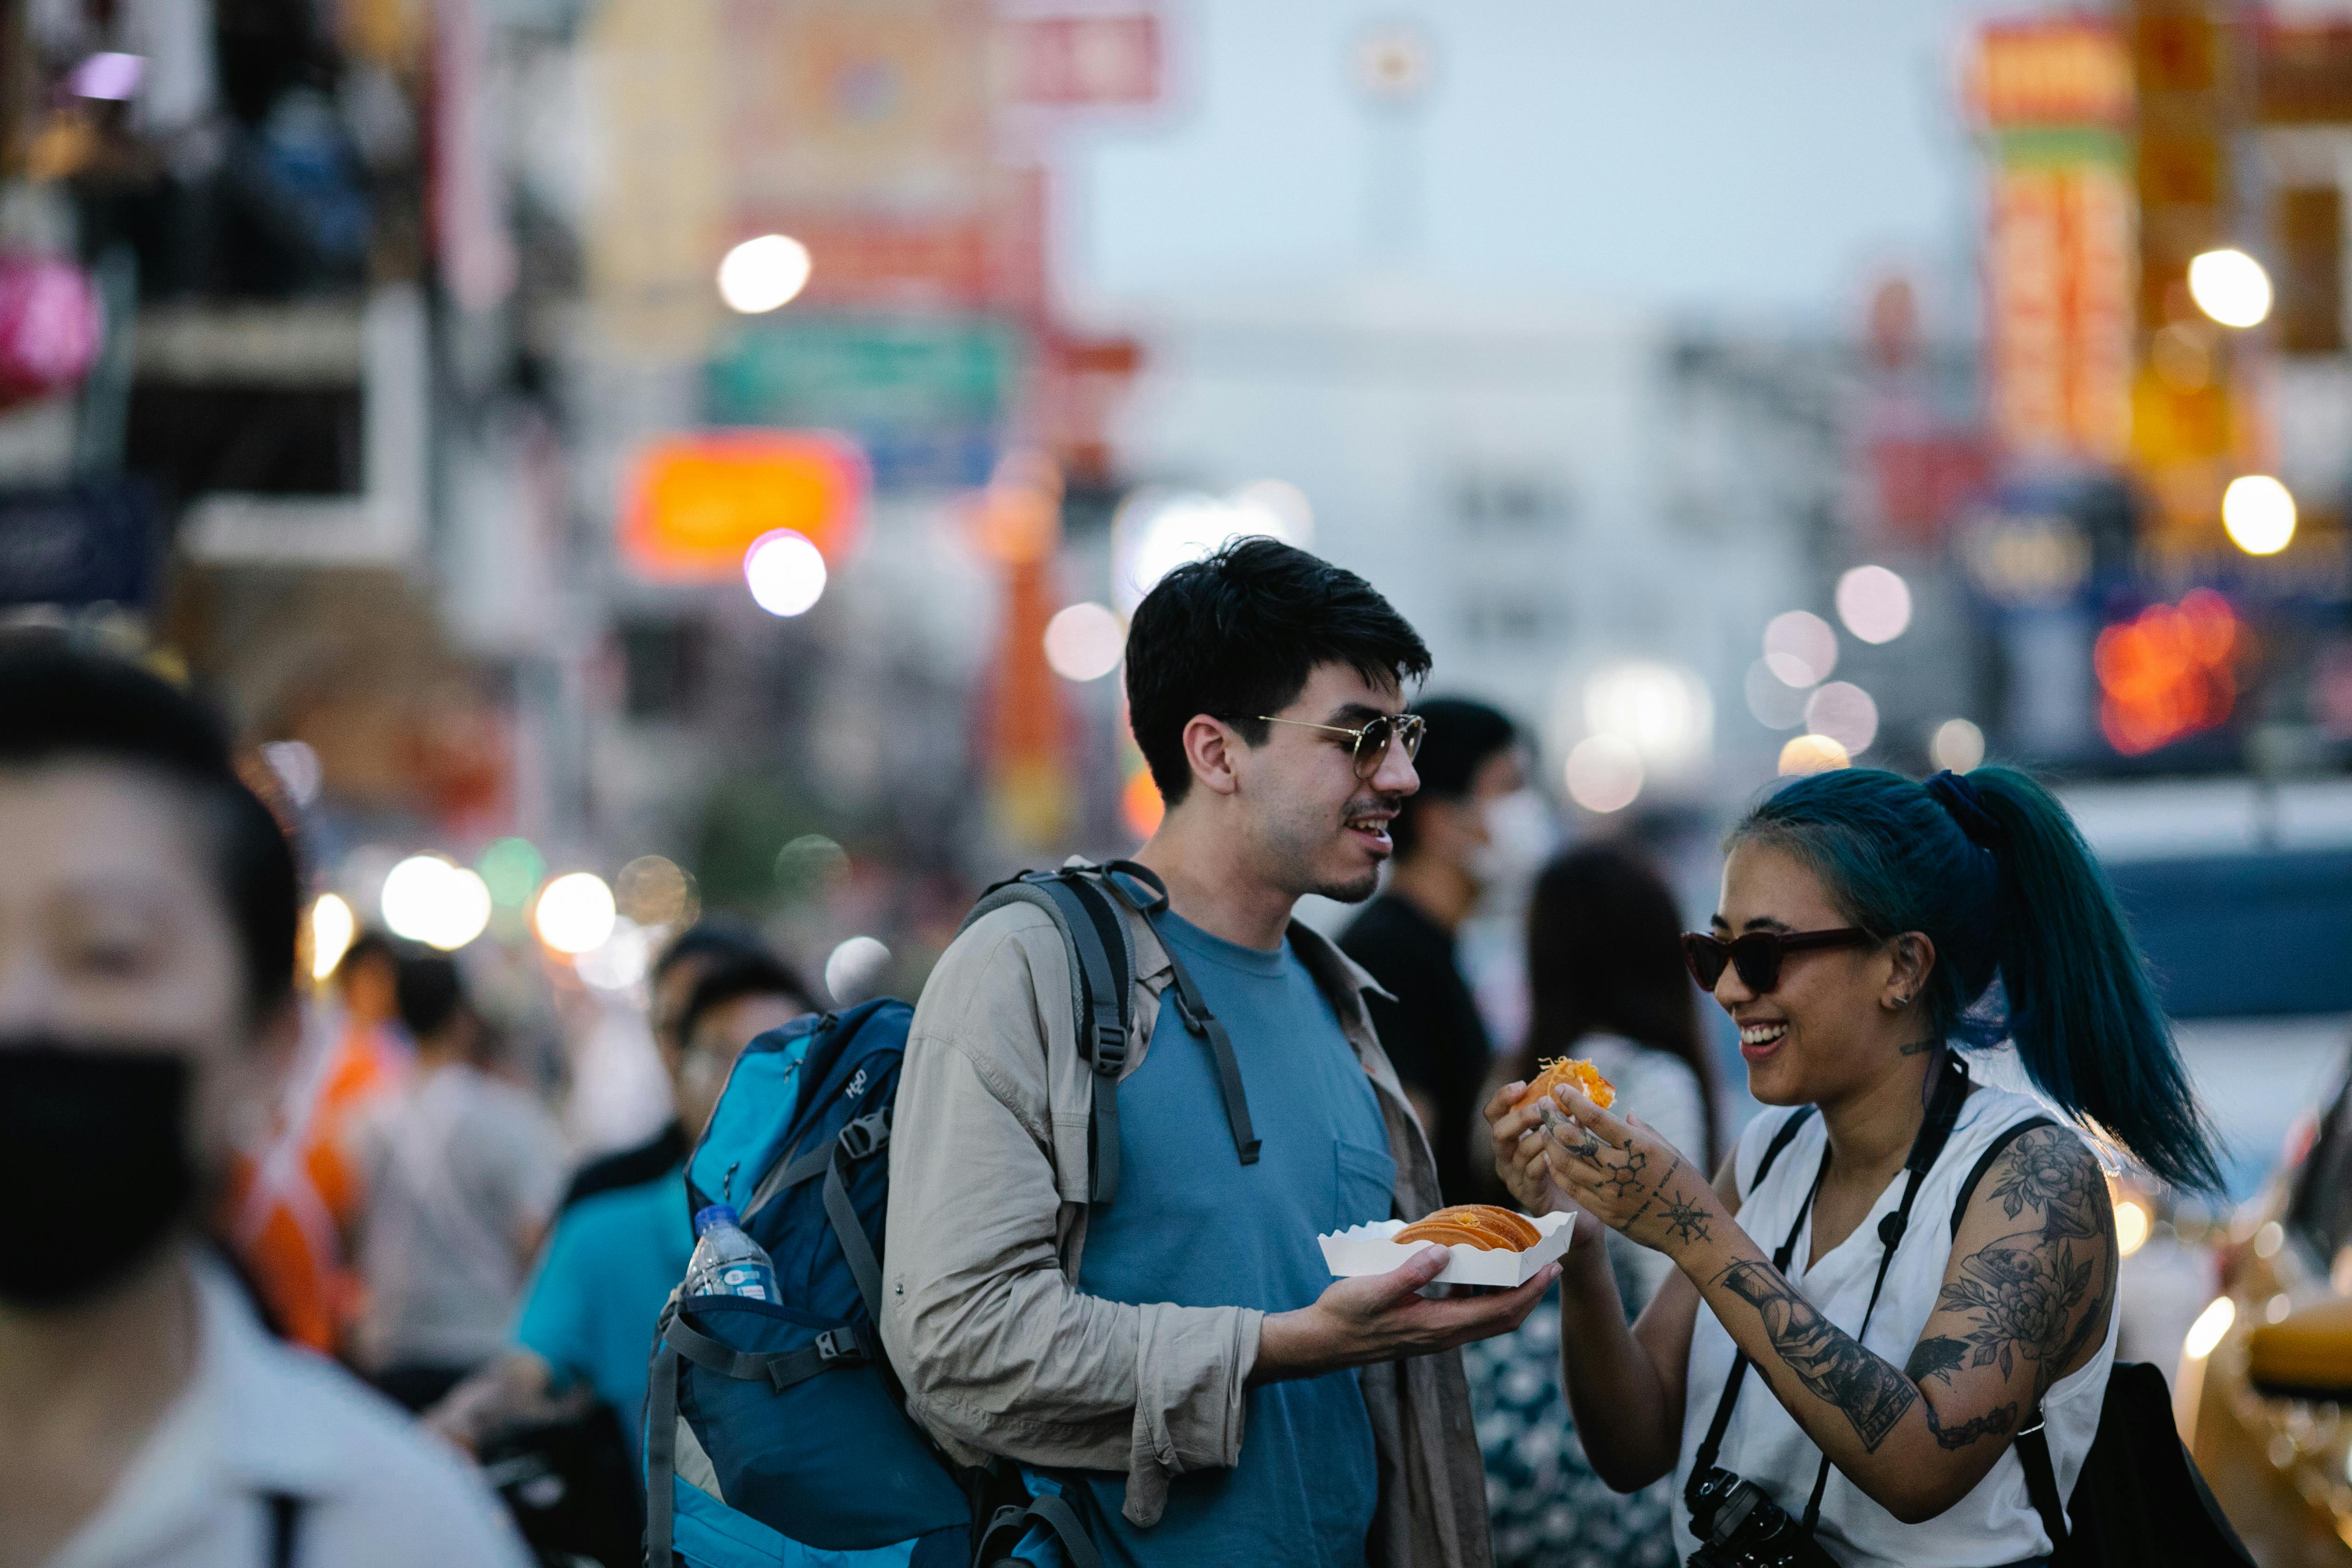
top-left (825, 935), bottom-right (892, 1005)
top-left (616, 854), bottom-right (694, 926)
top-left (775, 833), bottom-right (850, 899)
top-left (2114, 1193), bottom-right (2150, 1259)
top-left (310, 893), bottom-right (356, 980)
top-left (1563, 734), bottom-right (1644, 813)
top-left (380, 854), bottom-right (493, 951)
top-left (535, 871), bottom-right (617, 954)
top-left (717, 233), bottom-right (812, 314)
top-left (2183, 1295), bottom-right (2235, 1361)
top-left (2095, 590), bottom-right (2239, 755)
top-left (576, 917), bottom-right (658, 992)
top-left (1763, 610), bottom-right (1837, 687)
top-left (262, 740), bottom-right (322, 806)
top-left (1043, 602), bottom-right (1126, 682)
top-left (1120, 766), bottom-right (1165, 839)
top-left (1834, 566), bottom-right (1913, 644)
top-left (1778, 734), bottom-right (1851, 776)
top-left (2222, 475), bottom-right (2296, 556)
top-left (1803, 681), bottom-right (1878, 755)
top-left (1580, 660), bottom-right (1712, 776)
top-left (1929, 718), bottom-right (1986, 773)
top-left (476, 838), bottom-right (545, 908)
top-left (744, 528), bottom-right (828, 616)
top-left (1112, 484), bottom-right (1315, 611)
top-left (1743, 660), bottom-right (1806, 730)
top-left (2187, 247), bottom-right (2272, 329)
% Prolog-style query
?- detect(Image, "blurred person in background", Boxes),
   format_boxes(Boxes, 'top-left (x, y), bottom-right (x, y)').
top-left (1339, 697), bottom-right (1533, 1204)
top-left (224, 929), bottom-right (412, 1353)
top-left (354, 952), bottom-right (566, 1413)
top-left (0, 643), bottom-right (529, 1568)
top-left (1464, 842), bottom-right (1719, 1568)
top-left (426, 947), bottom-right (813, 1456)
top-left (557, 917), bottom-right (769, 1212)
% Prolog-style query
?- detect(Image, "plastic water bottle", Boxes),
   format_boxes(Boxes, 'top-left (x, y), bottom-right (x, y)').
top-left (682, 1204), bottom-right (780, 1303)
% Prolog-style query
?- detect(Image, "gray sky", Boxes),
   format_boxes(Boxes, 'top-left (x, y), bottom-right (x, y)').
top-left (1064, 0), bottom-right (2019, 325)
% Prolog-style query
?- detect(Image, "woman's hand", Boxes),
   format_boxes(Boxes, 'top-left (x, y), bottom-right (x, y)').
top-left (1484, 1077), bottom-right (1574, 1215)
top-left (1533, 1084), bottom-right (1727, 1261)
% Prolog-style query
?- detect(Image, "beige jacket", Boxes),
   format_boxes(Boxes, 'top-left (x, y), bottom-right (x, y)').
top-left (880, 877), bottom-right (1493, 1568)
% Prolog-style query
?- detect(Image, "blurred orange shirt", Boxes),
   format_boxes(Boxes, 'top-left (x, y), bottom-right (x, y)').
top-left (225, 1012), bottom-right (409, 1352)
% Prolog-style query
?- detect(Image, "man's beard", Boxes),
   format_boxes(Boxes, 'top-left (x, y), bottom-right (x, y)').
top-left (1259, 789), bottom-right (1398, 905)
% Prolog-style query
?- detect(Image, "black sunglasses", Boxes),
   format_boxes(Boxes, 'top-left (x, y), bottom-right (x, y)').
top-left (1681, 927), bottom-right (1874, 994)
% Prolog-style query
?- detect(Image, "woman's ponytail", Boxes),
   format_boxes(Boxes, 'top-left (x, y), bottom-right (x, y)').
top-left (1963, 766), bottom-right (2225, 1193)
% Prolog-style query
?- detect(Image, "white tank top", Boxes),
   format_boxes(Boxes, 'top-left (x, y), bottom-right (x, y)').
top-left (1671, 1085), bottom-right (2118, 1568)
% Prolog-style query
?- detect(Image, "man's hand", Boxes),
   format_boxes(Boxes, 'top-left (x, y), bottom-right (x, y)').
top-left (1249, 1246), bottom-right (1559, 1385)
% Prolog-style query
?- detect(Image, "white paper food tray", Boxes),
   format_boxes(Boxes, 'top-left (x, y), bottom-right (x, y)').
top-left (1318, 1210), bottom-right (1574, 1287)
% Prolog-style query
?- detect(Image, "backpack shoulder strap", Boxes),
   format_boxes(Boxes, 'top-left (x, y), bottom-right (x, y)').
top-left (2015, 1419), bottom-right (2072, 1559)
top-left (1950, 1113), bottom-right (2063, 1238)
top-left (963, 868), bottom-right (1134, 1204)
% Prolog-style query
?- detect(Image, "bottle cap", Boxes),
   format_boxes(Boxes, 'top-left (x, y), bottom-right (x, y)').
top-left (692, 1203), bottom-right (739, 1236)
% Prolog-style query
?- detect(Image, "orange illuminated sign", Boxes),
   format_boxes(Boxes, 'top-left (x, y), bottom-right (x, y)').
top-left (1971, 20), bottom-right (2133, 129)
top-left (2094, 589), bottom-right (2239, 755)
top-left (620, 432), bottom-right (867, 581)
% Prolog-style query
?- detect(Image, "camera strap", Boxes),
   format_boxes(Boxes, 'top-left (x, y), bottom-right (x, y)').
top-left (1687, 1052), bottom-right (1972, 1535)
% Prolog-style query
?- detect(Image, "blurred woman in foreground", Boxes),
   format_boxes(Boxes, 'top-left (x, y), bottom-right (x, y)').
top-left (1465, 842), bottom-right (1716, 1568)
top-left (1489, 767), bottom-right (2222, 1567)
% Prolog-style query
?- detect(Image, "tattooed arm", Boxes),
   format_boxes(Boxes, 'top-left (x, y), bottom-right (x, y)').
top-left (1535, 1090), bottom-right (2118, 1524)
top-left (1484, 1077), bottom-right (1744, 1492)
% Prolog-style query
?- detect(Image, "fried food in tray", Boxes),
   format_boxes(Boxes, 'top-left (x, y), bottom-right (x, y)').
top-left (1513, 1055), bottom-right (1616, 1113)
top-left (1393, 1204), bottom-right (1544, 1253)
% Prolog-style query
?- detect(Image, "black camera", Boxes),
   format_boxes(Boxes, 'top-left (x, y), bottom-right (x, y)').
top-left (1685, 1467), bottom-right (1841, 1568)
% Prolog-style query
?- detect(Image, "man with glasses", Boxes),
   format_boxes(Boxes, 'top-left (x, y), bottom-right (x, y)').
top-left (884, 539), bottom-right (1552, 1568)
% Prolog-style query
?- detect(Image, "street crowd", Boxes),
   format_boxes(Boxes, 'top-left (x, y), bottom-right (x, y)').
top-left (0, 539), bottom-right (2229, 1568)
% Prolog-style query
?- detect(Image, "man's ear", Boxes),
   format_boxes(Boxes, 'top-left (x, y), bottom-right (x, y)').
top-left (1181, 713), bottom-right (1243, 798)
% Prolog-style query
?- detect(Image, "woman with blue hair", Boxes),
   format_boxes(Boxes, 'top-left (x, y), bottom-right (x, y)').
top-left (1485, 766), bottom-right (2222, 1568)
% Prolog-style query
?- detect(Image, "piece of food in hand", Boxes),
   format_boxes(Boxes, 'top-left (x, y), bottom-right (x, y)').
top-left (1395, 1204), bottom-right (1544, 1252)
top-left (1514, 1056), bottom-right (1616, 1113)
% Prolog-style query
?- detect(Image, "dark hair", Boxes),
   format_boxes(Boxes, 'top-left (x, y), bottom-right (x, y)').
top-left (335, 928), bottom-right (399, 985)
top-left (1517, 843), bottom-right (1721, 1166)
top-left (1123, 538), bottom-right (1431, 804)
top-left (1736, 766), bottom-right (2224, 1192)
top-left (680, 952), bottom-right (812, 1046)
top-left (0, 641), bottom-right (299, 1016)
top-left (394, 950), bottom-right (467, 1040)
top-left (653, 916), bottom-right (769, 984)
top-left (1391, 697), bottom-right (1518, 859)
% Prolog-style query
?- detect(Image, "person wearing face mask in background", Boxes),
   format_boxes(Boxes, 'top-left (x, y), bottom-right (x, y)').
top-left (0, 641), bottom-right (530, 1568)
top-left (1340, 697), bottom-right (1548, 1205)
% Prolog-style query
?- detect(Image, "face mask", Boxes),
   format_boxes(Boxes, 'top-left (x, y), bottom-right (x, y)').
top-left (0, 1044), bottom-right (195, 1310)
top-left (1470, 787), bottom-right (1557, 893)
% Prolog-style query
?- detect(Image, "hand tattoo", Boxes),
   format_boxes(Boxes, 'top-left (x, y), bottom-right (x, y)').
top-left (1592, 1145), bottom-right (1650, 1202)
top-left (1717, 1261), bottom-right (1918, 1449)
top-left (1662, 1191), bottom-right (1712, 1246)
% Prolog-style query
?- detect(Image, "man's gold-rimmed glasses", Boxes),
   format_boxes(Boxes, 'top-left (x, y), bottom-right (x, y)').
top-left (1254, 713), bottom-right (1427, 779)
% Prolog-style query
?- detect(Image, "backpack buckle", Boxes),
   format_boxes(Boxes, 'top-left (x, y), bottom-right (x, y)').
top-left (836, 1112), bottom-right (890, 1162)
top-left (813, 1327), bottom-right (864, 1364)
top-left (1090, 1021), bottom-right (1127, 1075)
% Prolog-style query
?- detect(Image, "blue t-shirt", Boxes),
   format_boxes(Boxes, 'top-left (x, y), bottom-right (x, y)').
top-left (512, 1164), bottom-right (696, 1452)
top-left (1075, 910), bottom-right (1396, 1567)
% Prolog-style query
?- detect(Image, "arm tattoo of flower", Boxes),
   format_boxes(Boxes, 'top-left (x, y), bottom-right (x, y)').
top-left (1938, 1128), bottom-right (2117, 1395)
top-left (1716, 1261), bottom-right (1918, 1450)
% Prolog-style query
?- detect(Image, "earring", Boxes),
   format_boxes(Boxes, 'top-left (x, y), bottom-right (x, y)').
top-left (1892, 993), bottom-right (1912, 1009)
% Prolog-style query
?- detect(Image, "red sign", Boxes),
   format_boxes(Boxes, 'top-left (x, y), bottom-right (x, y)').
top-left (620, 432), bottom-right (868, 581)
top-left (1008, 14), bottom-right (1161, 108)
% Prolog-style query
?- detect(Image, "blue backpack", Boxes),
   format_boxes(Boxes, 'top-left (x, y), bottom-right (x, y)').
top-left (644, 863), bottom-right (1259, 1568)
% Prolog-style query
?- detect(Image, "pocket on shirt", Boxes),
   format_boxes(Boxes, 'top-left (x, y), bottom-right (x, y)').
top-left (1332, 1141), bottom-right (1398, 1232)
